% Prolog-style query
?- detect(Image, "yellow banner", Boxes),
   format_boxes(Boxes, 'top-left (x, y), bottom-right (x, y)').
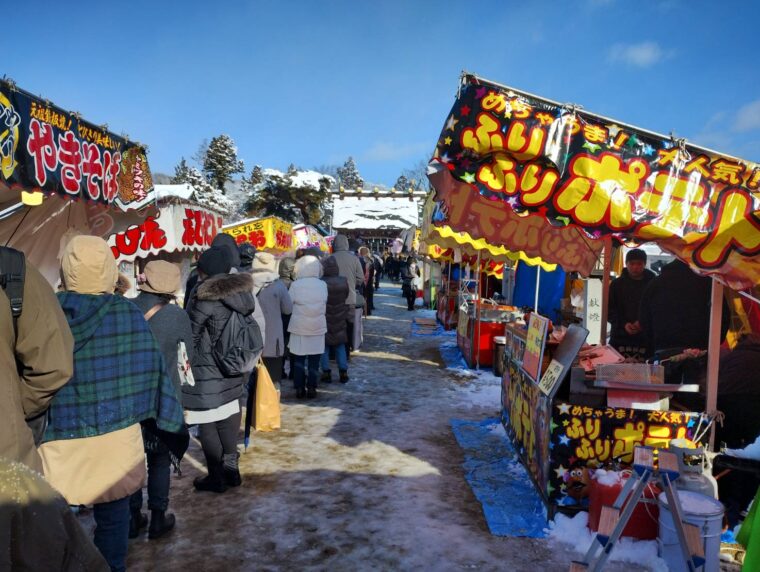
top-left (222, 217), bottom-right (294, 252)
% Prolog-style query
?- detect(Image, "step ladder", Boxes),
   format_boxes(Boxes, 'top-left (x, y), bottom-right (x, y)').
top-left (570, 446), bottom-right (706, 572)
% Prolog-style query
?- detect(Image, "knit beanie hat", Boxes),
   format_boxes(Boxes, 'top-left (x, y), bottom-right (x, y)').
top-left (197, 246), bottom-right (232, 277)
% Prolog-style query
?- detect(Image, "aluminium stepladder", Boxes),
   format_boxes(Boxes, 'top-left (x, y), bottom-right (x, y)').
top-left (570, 446), bottom-right (706, 572)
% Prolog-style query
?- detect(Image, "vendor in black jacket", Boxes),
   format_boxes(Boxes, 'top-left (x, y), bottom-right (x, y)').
top-left (607, 248), bottom-right (655, 358)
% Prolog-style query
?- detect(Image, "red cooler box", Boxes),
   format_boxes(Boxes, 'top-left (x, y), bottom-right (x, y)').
top-left (588, 474), bottom-right (660, 540)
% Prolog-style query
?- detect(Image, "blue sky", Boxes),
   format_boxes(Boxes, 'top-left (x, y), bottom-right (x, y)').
top-left (3, 0), bottom-right (759, 187)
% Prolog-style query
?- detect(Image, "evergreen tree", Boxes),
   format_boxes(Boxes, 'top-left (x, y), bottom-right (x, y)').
top-left (394, 174), bottom-right (410, 193)
top-left (337, 156), bottom-right (364, 190)
top-left (202, 134), bottom-right (245, 193)
top-left (250, 165), bottom-right (264, 185)
top-left (245, 168), bottom-right (333, 225)
top-left (171, 158), bottom-right (191, 183)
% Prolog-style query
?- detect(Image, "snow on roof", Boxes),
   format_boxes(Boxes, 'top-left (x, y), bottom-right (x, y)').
top-left (262, 168), bottom-right (334, 189)
top-left (116, 183), bottom-right (196, 210)
top-left (331, 196), bottom-right (419, 230)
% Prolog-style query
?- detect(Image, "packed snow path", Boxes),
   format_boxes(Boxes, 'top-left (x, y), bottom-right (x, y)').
top-left (124, 283), bottom-right (608, 571)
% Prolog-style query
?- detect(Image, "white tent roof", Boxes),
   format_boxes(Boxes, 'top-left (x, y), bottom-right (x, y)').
top-left (114, 183), bottom-right (195, 210)
top-left (331, 197), bottom-right (419, 230)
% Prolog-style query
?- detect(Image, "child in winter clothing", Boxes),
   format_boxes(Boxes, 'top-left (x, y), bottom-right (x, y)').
top-left (288, 256), bottom-right (327, 398)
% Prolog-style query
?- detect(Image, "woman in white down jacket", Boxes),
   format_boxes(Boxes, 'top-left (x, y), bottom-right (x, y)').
top-left (288, 255), bottom-right (328, 399)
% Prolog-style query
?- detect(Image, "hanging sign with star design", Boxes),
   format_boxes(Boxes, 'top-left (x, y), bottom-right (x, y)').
top-left (0, 80), bottom-right (153, 210)
top-left (428, 73), bottom-right (760, 290)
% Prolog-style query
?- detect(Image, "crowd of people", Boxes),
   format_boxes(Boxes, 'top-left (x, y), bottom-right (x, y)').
top-left (0, 231), bottom-right (415, 572)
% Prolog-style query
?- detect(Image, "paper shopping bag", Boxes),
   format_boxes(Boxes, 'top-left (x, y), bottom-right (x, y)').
top-left (254, 361), bottom-right (281, 432)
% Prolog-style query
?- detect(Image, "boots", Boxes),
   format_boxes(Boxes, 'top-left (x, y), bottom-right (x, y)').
top-left (339, 370), bottom-right (349, 384)
top-left (128, 510), bottom-right (148, 539)
top-left (321, 370), bottom-right (333, 384)
top-left (222, 453), bottom-right (242, 487)
top-left (306, 387), bottom-right (317, 399)
top-left (193, 462), bottom-right (228, 493)
top-left (148, 510), bottom-right (176, 539)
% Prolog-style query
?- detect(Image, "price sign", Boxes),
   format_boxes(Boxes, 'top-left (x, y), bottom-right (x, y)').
top-left (521, 313), bottom-right (549, 382)
top-left (538, 359), bottom-right (563, 396)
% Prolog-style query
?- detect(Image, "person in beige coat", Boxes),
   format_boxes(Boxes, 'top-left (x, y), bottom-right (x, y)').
top-left (39, 236), bottom-right (187, 572)
top-left (0, 249), bottom-right (73, 473)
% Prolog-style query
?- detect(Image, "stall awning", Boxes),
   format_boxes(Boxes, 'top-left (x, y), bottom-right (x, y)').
top-left (107, 203), bottom-right (224, 262)
top-left (0, 81), bottom-right (153, 211)
top-left (427, 73), bottom-right (760, 289)
top-left (222, 216), bottom-right (294, 252)
top-left (293, 224), bottom-right (330, 253)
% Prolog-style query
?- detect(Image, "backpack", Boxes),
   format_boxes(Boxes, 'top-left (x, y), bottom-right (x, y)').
top-left (0, 246), bottom-right (25, 337)
top-left (212, 309), bottom-right (263, 377)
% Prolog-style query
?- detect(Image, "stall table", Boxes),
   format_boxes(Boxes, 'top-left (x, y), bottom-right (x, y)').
top-left (500, 323), bottom-right (706, 515)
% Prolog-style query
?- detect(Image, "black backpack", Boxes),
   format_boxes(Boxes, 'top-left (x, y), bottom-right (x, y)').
top-left (0, 246), bottom-right (25, 337)
top-left (212, 309), bottom-right (263, 377)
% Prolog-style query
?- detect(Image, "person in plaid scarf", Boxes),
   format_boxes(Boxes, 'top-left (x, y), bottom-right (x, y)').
top-left (38, 236), bottom-right (187, 572)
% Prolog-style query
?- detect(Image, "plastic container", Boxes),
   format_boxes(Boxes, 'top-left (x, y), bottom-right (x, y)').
top-left (657, 490), bottom-right (724, 572)
top-left (492, 336), bottom-right (506, 378)
top-left (587, 475), bottom-right (660, 540)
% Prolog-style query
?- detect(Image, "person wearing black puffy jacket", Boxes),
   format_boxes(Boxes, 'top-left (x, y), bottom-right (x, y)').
top-left (321, 256), bottom-right (350, 384)
top-left (185, 246), bottom-right (261, 493)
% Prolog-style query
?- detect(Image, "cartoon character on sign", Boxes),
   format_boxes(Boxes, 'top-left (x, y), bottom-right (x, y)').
top-left (0, 93), bottom-right (20, 179)
top-left (562, 462), bottom-right (597, 506)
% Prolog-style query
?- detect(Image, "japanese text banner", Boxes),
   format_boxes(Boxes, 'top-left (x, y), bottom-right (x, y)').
top-left (428, 74), bottom-right (760, 289)
top-left (223, 217), bottom-right (294, 252)
top-left (0, 82), bottom-right (153, 210)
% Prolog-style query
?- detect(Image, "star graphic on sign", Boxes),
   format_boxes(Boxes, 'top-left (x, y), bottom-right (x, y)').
top-left (559, 435), bottom-right (571, 446)
top-left (557, 403), bottom-right (571, 415)
top-left (562, 419), bottom-right (570, 427)
top-left (445, 115), bottom-right (459, 131)
top-left (642, 143), bottom-right (655, 155)
top-left (475, 86), bottom-right (487, 99)
top-left (460, 105), bottom-right (471, 116)
top-left (440, 153), bottom-right (452, 164)
top-left (550, 420), bottom-right (559, 432)
top-left (504, 108), bottom-right (512, 119)
top-left (461, 172), bottom-right (476, 184)
top-left (444, 136), bottom-right (452, 145)
top-left (582, 141), bottom-right (601, 153)
top-left (607, 124), bottom-right (622, 138)
top-left (547, 483), bottom-right (555, 495)
top-left (555, 464), bottom-right (568, 479)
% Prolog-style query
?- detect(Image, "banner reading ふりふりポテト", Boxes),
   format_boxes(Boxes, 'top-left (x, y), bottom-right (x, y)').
top-left (429, 74), bottom-right (760, 289)
top-left (0, 81), bottom-right (152, 209)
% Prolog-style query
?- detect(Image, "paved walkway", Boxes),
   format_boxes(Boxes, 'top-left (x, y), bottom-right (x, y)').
top-left (126, 283), bottom-right (580, 571)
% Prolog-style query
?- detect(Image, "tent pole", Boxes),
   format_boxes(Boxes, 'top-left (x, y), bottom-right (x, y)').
top-left (476, 250), bottom-right (482, 370)
top-left (706, 278), bottom-right (724, 451)
top-left (534, 267), bottom-right (541, 313)
top-left (600, 237), bottom-right (612, 346)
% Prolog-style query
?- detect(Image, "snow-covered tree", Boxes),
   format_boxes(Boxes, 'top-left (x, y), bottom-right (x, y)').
top-left (337, 156), bottom-right (364, 190)
top-left (244, 168), bottom-right (334, 225)
top-left (394, 174), bottom-right (410, 193)
top-left (172, 159), bottom-right (233, 216)
top-left (171, 158), bottom-right (191, 184)
top-left (202, 134), bottom-right (245, 193)
top-left (250, 165), bottom-right (264, 185)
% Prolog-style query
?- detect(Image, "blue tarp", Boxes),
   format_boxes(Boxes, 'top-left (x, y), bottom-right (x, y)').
top-left (440, 341), bottom-right (469, 370)
top-left (450, 417), bottom-right (547, 538)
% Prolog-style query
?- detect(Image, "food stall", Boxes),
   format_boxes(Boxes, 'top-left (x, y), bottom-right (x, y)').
top-left (426, 72), bottom-right (760, 513)
top-left (105, 184), bottom-right (224, 297)
top-left (292, 223), bottom-right (329, 254)
top-left (223, 216), bottom-right (295, 253)
top-left (0, 79), bottom-right (153, 286)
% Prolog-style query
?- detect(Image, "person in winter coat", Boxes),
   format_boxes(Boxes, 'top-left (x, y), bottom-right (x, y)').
top-left (251, 252), bottom-right (293, 390)
top-left (185, 246), bottom-right (261, 493)
top-left (278, 257), bottom-right (296, 379)
top-left (39, 236), bottom-right (187, 572)
top-left (238, 242), bottom-right (256, 272)
top-left (639, 259), bottom-right (729, 358)
top-left (607, 249), bottom-right (655, 358)
top-left (0, 457), bottom-right (109, 571)
top-left (128, 260), bottom-right (194, 540)
top-left (401, 256), bottom-right (420, 311)
top-left (373, 253), bottom-right (383, 290)
top-left (288, 256), bottom-right (328, 399)
top-left (184, 233), bottom-right (244, 308)
top-left (332, 234), bottom-right (364, 351)
top-left (359, 246), bottom-right (375, 316)
top-left (0, 251), bottom-right (73, 473)
top-left (321, 256), bottom-right (350, 384)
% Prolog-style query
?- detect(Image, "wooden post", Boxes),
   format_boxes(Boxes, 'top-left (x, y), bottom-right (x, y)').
top-left (706, 278), bottom-right (724, 450)
top-left (600, 237), bottom-right (612, 346)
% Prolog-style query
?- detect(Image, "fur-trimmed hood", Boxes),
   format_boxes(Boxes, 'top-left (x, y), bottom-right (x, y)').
top-left (197, 272), bottom-right (256, 315)
top-left (294, 255), bottom-right (322, 280)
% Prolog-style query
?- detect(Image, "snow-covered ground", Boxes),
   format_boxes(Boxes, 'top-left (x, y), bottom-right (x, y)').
top-left (112, 283), bottom-right (654, 570)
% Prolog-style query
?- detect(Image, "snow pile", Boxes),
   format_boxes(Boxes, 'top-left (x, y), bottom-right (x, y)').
top-left (593, 469), bottom-right (623, 487)
top-left (547, 512), bottom-right (668, 571)
top-left (262, 168), bottom-right (335, 190)
top-left (331, 196), bottom-right (419, 230)
top-left (724, 434), bottom-right (760, 460)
